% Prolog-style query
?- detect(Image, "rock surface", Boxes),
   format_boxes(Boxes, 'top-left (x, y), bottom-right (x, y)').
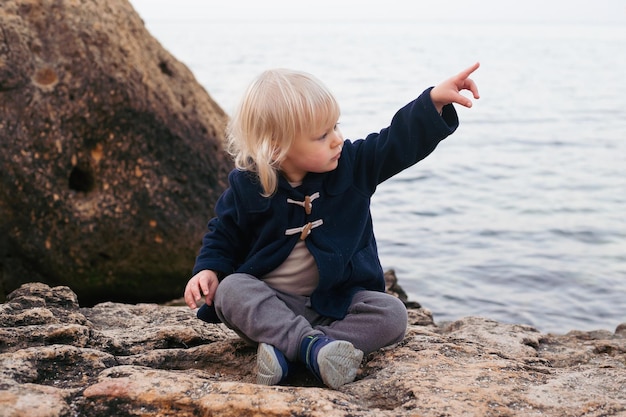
top-left (1, 282), bottom-right (624, 417)
top-left (0, 0), bottom-right (231, 304)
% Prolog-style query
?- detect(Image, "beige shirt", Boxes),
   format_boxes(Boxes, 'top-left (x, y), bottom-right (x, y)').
top-left (262, 240), bottom-right (319, 296)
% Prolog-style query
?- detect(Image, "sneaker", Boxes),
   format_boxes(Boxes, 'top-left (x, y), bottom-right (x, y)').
top-left (299, 335), bottom-right (363, 389)
top-left (257, 343), bottom-right (290, 385)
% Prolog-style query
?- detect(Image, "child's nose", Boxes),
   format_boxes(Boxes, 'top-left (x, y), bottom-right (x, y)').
top-left (332, 131), bottom-right (343, 147)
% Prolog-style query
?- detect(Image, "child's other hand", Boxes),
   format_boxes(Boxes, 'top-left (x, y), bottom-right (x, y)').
top-left (431, 62), bottom-right (480, 114)
top-left (184, 269), bottom-right (219, 309)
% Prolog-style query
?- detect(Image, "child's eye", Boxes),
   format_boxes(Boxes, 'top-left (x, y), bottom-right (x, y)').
top-left (317, 123), bottom-right (339, 141)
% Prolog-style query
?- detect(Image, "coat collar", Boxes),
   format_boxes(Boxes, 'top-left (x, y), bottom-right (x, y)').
top-left (230, 148), bottom-right (353, 213)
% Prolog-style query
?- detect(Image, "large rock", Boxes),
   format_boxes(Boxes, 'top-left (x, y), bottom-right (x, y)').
top-left (0, 0), bottom-right (231, 304)
top-left (1, 282), bottom-right (624, 416)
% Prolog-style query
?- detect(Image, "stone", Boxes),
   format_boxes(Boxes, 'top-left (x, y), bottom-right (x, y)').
top-left (1, 282), bottom-right (624, 416)
top-left (0, 0), bottom-right (232, 305)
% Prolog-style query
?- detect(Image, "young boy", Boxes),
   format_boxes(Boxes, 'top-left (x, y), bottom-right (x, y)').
top-left (185, 63), bottom-right (480, 388)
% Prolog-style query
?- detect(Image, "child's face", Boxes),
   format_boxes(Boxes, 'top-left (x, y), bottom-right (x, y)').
top-left (279, 120), bottom-right (343, 183)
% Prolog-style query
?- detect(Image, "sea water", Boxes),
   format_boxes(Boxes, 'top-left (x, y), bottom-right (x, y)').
top-left (138, 17), bottom-right (626, 334)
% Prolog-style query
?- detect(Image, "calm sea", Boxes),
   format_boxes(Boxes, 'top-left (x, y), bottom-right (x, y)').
top-left (142, 18), bottom-right (626, 334)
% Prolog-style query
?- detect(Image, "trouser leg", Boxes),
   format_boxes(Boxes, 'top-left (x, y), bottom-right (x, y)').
top-left (315, 290), bottom-right (408, 355)
top-left (214, 273), bottom-right (319, 361)
top-left (214, 274), bottom-right (408, 360)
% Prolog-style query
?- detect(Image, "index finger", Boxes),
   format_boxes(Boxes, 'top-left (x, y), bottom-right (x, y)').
top-left (458, 62), bottom-right (480, 80)
top-left (184, 284), bottom-right (201, 309)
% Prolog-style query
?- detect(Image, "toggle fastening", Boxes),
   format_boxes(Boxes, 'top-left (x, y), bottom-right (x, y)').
top-left (287, 192), bottom-right (320, 215)
top-left (285, 219), bottom-right (324, 240)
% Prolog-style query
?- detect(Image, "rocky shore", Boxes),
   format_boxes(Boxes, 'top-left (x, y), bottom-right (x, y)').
top-left (1, 280), bottom-right (624, 416)
top-left (1, 2), bottom-right (625, 415)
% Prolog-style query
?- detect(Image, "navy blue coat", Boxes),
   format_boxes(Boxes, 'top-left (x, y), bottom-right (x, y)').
top-left (193, 87), bottom-right (459, 320)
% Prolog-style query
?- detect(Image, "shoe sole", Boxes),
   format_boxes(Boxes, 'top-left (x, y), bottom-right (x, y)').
top-left (257, 343), bottom-right (285, 385)
top-left (317, 340), bottom-right (363, 389)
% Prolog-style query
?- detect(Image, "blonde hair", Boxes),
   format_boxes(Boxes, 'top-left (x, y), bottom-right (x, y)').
top-left (226, 69), bottom-right (340, 197)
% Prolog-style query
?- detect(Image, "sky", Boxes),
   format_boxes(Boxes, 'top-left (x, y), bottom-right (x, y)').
top-left (129, 0), bottom-right (626, 24)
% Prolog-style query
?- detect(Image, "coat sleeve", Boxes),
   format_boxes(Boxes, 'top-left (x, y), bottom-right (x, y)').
top-left (191, 178), bottom-right (247, 277)
top-left (349, 87), bottom-right (459, 193)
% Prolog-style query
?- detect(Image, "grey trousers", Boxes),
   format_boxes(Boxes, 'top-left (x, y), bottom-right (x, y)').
top-left (214, 273), bottom-right (408, 361)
